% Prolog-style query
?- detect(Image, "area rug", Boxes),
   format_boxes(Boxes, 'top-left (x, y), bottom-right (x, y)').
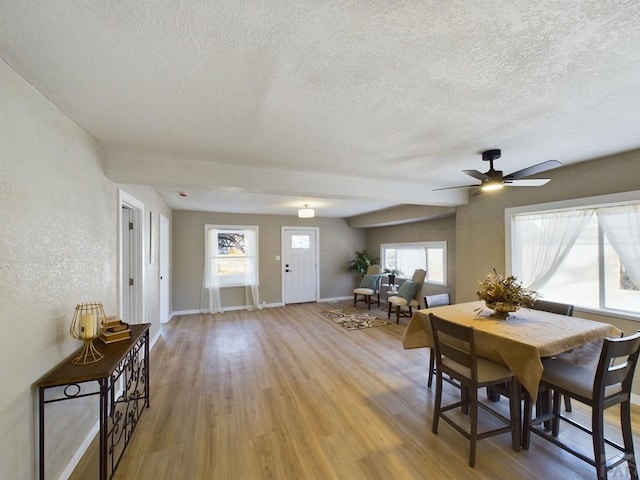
top-left (322, 307), bottom-right (391, 331)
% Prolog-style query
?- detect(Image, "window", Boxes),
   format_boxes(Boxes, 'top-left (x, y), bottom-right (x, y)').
top-left (507, 192), bottom-right (640, 317)
top-left (380, 241), bottom-right (447, 285)
top-left (204, 225), bottom-right (259, 287)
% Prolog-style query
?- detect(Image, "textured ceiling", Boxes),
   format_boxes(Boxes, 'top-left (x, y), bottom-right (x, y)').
top-left (1, 1), bottom-right (639, 217)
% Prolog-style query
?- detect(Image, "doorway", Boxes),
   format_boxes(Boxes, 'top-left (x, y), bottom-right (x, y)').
top-left (282, 227), bottom-right (319, 304)
top-left (159, 214), bottom-right (170, 323)
top-left (119, 190), bottom-right (145, 324)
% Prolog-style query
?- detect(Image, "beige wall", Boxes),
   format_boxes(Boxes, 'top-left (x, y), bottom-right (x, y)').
top-left (365, 215), bottom-right (457, 304)
top-left (172, 211), bottom-right (366, 311)
top-left (0, 59), bottom-right (171, 479)
top-left (454, 149), bottom-right (640, 392)
top-left (455, 149), bottom-right (640, 306)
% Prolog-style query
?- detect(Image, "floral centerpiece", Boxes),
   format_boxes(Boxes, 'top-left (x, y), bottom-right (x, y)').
top-left (476, 269), bottom-right (538, 318)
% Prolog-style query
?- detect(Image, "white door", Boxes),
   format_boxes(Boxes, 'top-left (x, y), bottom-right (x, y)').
top-left (119, 190), bottom-right (145, 326)
top-left (283, 228), bottom-right (318, 304)
top-left (159, 214), bottom-right (170, 323)
top-left (121, 206), bottom-right (133, 323)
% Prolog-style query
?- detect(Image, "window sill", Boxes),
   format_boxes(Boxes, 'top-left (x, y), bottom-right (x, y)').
top-left (575, 306), bottom-right (640, 323)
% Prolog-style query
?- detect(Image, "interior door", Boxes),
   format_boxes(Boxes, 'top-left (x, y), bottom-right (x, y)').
top-left (121, 206), bottom-right (133, 323)
top-left (283, 228), bottom-right (318, 304)
top-left (159, 214), bottom-right (170, 323)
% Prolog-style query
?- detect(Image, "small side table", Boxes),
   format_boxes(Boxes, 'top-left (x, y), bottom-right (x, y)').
top-left (37, 323), bottom-right (150, 480)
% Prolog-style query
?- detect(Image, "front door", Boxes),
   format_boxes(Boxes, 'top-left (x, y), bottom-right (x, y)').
top-left (283, 227), bottom-right (318, 304)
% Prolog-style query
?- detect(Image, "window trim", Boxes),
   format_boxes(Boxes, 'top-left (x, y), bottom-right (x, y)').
top-left (204, 224), bottom-right (259, 288)
top-left (505, 190), bottom-right (640, 321)
top-left (380, 241), bottom-right (447, 286)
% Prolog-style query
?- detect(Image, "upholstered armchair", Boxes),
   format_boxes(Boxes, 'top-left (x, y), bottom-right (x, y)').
top-left (387, 269), bottom-right (426, 323)
top-left (353, 265), bottom-right (382, 310)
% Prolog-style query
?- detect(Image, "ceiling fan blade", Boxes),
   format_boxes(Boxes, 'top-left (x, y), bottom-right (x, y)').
top-left (504, 160), bottom-right (562, 180)
top-left (504, 178), bottom-right (550, 187)
top-left (462, 170), bottom-right (492, 182)
top-left (433, 183), bottom-right (480, 191)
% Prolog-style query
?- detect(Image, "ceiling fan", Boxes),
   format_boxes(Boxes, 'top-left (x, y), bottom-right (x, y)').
top-left (435, 149), bottom-right (562, 192)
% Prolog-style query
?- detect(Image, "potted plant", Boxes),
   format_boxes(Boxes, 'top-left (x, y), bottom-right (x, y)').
top-left (383, 266), bottom-right (402, 286)
top-left (347, 250), bottom-right (379, 276)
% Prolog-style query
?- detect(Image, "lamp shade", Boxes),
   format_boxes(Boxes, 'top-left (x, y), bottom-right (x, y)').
top-left (298, 204), bottom-right (315, 218)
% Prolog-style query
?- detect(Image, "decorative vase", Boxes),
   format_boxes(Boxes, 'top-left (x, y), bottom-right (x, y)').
top-left (485, 301), bottom-right (520, 319)
top-left (388, 274), bottom-right (396, 286)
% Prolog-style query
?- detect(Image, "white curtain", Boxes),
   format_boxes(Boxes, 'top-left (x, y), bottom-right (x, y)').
top-left (200, 227), bottom-right (261, 314)
top-left (513, 209), bottom-right (594, 291)
top-left (243, 229), bottom-right (261, 311)
top-left (598, 204), bottom-right (640, 288)
top-left (201, 228), bottom-right (223, 314)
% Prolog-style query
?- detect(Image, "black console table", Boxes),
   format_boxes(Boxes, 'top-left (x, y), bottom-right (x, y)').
top-left (37, 323), bottom-right (150, 480)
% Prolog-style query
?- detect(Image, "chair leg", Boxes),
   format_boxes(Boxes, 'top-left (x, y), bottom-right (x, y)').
top-left (537, 386), bottom-right (552, 431)
top-left (461, 386), bottom-right (469, 414)
top-left (551, 390), bottom-right (561, 437)
top-left (353, 293), bottom-right (357, 307)
top-left (508, 379), bottom-right (521, 452)
top-left (432, 371), bottom-right (442, 434)
top-left (427, 349), bottom-right (435, 388)
top-left (387, 302), bottom-right (391, 319)
top-left (621, 400), bottom-right (639, 480)
top-left (395, 306), bottom-right (400, 324)
top-left (366, 295), bottom-right (371, 310)
top-left (564, 394), bottom-right (572, 412)
top-left (469, 385), bottom-right (478, 467)
top-left (522, 391), bottom-right (533, 450)
top-left (592, 405), bottom-right (606, 480)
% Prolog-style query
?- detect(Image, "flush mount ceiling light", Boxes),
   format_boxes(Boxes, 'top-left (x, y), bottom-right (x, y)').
top-left (298, 204), bottom-right (315, 218)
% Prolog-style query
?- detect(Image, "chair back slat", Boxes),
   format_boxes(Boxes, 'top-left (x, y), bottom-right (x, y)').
top-left (430, 313), bottom-right (476, 378)
top-left (424, 293), bottom-right (450, 308)
top-left (532, 299), bottom-right (574, 316)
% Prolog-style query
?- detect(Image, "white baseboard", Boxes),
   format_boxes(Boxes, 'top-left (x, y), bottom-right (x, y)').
top-left (319, 296), bottom-right (352, 303)
top-left (169, 302), bottom-right (286, 320)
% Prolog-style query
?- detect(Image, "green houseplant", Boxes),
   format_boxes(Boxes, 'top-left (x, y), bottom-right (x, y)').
top-left (383, 266), bottom-right (402, 286)
top-left (347, 250), bottom-right (378, 276)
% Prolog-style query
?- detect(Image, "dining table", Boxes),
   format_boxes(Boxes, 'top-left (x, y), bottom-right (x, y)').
top-left (402, 301), bottom-right (621, 399)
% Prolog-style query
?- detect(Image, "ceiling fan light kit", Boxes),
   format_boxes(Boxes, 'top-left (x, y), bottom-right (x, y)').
top-left (481, 181), bottom-right (504, 192)
top-left (434, 148), bottom-right (562, 193)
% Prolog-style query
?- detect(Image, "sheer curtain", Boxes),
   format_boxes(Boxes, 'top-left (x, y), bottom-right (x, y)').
top-left (513, 209), bottom-right (594, 291)
top-left (200, 226), bottom-right (261, 314)
top-left (201, 227), bottom-right (223, 314)
top-left (242, 229), bottom-right (262, 311)
top-left (598, 204), bottom-right (640, 288)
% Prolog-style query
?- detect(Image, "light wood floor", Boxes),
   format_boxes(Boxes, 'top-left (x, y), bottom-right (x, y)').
top-left (71, 302), bottom-right (639, 479)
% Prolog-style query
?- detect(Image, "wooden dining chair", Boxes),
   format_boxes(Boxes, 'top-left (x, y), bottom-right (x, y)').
top-left (429, 313), bottom-right (521, 467)
top-left (531, 299), bottom-right (575, 411)
top-left (523, 331), bottom-right (640, 480)
top-left (423, 293), bottom-right (451, 388)
top-left (532, 299), bottom-right (574, 316)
